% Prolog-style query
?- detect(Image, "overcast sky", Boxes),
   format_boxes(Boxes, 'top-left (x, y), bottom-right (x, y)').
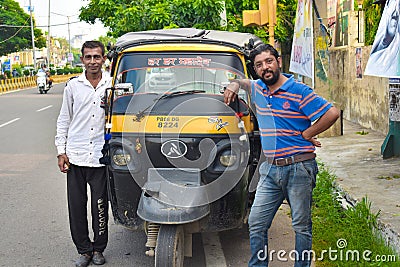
top-left (16, 0), bottom-right (108, 41)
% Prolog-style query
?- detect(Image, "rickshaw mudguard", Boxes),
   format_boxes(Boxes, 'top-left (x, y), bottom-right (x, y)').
top-left (136, 168), bottom-right (210, 224)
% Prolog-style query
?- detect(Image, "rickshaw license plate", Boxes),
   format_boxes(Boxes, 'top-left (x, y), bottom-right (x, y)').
top-left (156, 116), bottom-right (179, 128)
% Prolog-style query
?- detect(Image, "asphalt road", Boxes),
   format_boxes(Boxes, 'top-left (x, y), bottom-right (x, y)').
top-left (0, 84), bottom-right (295, 267)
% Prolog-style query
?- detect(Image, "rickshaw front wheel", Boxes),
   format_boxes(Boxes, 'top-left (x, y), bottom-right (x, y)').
top-left (155, 225), bottom-right (184, 267)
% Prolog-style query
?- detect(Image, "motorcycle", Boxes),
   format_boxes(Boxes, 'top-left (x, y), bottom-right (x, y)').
top-left (101, 28), bottom-right (263, 267)
top-left (37, 71), bottom-right (51, 94)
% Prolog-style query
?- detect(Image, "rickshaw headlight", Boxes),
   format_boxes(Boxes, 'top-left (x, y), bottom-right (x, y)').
top-left (112, 148), bottom-right (131, 166)
top-left (219, 150), bottom-right (237, 167)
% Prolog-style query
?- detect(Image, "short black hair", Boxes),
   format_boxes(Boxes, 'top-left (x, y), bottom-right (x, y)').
top-left (81, 41), bottom-right (105, 56)
top-left (249, 43), bottom-right (280, 63)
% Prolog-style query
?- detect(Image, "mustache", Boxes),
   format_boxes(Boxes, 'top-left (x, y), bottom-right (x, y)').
top-left (262, 70), bottom-right (274, 77)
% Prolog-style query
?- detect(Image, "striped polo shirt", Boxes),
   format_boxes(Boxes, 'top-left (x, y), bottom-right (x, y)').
top-left (250, 74), bottom-right (332, 159)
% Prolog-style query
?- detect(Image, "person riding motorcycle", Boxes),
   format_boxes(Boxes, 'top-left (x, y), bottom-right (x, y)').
top-left (37, 64), bottom-right (52, 93)
top-left (45, 70), bottom-right (53, 88)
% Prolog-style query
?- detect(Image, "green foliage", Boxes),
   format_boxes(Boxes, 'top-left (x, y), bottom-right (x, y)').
top-left (356, 130), bottom-right (369, 135)
top-left (96, 35), bottom-right (117, 48)
top-left (363, 0), bottom-right (382, 45)
top-left (11, 63), bottom-right (22, 76)
top-left (56, 67), bottom-right (83, 75)
top-left (80, 0), bottom-right (225, 37)
top-left (0, 0), bottom-right (46, 56)
top-left (56, 68), bottom-right (64, 75)
top-left (79, 0), bottom-right (296, 53)
top-left (23, 69), bottom-right (30, 76)
top-left (312, 164), bottom-right (398, 266)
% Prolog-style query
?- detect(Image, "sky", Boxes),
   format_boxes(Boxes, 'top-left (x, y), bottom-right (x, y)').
top-left (16, 0), bottom-right (108, 42)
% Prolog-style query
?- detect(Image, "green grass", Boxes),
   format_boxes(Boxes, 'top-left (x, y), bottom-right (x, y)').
top-left (312, 163), bottom-right (400, 266)
top-left (356, 130), bottom-right (369, 135)
top-left (377, 175), bottom-right (400, 180)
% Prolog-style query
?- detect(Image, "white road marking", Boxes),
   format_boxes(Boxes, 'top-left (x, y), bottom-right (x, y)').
top-left (202, 232), bottom-right (227, 267)
top-left (0, 118), bottom-right (20, 128)
top-left (36, 105), bottom-right (53, 112)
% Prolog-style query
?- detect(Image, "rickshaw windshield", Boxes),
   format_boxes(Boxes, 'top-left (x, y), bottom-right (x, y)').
top-left (114, 52), bottom-right (246, 94)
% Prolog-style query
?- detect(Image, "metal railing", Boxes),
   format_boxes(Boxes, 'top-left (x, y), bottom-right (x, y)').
top-left (0, 74), bottom-right (77, 93)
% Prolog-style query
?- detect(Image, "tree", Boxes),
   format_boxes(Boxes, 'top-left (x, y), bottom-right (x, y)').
top-left (79, 0), bottom-right (224, 37)
top-left (0, 0), bottom-right (46, 56)
top-left (79, 0), bottom-right (296, 52)
top-left (96, 35), bottom-right (117, 49)
top-left (363, 0), bottom-right (382, 45)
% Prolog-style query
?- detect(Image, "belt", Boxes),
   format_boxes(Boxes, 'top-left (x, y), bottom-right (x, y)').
top-left (267, 153), bottom-right (316, 166)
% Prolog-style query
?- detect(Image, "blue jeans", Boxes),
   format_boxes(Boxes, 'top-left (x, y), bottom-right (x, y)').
top-left (248, 159), bottom-right (318, 267)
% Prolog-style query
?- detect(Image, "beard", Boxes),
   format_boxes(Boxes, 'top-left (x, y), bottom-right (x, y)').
top-left (260, 69), bottom-right (280, 86)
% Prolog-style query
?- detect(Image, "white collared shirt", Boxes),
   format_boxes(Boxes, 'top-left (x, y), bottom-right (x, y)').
top-left (55, 72), bottom-right (112, 167)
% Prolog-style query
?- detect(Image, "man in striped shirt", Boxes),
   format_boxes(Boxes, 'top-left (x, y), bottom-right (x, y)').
top-left (224, 43), bottom-right (339, 267)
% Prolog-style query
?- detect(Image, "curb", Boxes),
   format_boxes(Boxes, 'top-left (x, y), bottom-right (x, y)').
top-left (334, 181), bottom-right (400, 256)
top-left (0, 74), bottom-right (76, 93)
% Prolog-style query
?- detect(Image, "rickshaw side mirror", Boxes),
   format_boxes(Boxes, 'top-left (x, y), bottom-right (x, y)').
top-left (220, 82), bottom-right (230, 94)
top-left (114, 83), bottom-right (134, 96)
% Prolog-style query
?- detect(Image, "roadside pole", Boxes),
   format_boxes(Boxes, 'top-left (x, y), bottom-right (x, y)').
top-left (29, 0), bottom-right (37, 71)
top-left (242, 0), bottom-right (277, 46)
top-left (382, 78), bottom-right (400, 158)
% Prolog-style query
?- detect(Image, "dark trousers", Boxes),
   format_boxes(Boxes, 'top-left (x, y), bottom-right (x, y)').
top-left (67, 164), bottom-right (108, 254)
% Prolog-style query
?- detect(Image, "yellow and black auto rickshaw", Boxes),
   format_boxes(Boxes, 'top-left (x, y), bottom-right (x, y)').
top-left (101, 28), bottom-right (263, 267)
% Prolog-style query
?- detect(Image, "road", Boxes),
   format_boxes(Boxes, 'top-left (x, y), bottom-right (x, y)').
top-left (0, 84), bottom-right (295, 267)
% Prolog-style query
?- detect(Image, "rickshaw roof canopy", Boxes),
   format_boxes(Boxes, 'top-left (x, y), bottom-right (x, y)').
top-left (115, 28), bottom-right (263, 55)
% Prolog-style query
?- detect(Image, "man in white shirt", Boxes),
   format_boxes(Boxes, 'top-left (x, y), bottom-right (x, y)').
top-left (55, 41), bottom-right (112, 267)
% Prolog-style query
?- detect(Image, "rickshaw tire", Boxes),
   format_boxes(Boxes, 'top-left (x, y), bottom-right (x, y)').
top-left (155, 225), bottom-right (184, 267)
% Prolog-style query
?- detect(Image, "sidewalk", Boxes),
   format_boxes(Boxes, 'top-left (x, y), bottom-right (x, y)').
top-left (316, 120), bottom-right (400, 254)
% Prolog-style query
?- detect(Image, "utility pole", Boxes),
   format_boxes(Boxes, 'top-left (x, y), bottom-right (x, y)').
top-left (382, 78), bottom-right (400, 158)
top-left (29, 0), bottom-right (37, 71)
top-left (47, 0), bottom-right (51, 67)
top-left (243, 0), bottom-right (277, 45)
top-left (51, 12), bottom-right (72, 66)
top-left (68, 16), bottom-right (71, 55)
top-left (66, 15), bottom-right (72, 67)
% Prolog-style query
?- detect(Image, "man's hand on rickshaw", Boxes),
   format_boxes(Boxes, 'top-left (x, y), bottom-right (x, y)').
top-left (57, 153), bottom-right (70, 173)
top-left (224, 81), bottom-right (240, 105)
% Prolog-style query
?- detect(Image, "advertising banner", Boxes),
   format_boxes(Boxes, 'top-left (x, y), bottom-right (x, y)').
top-left (365, 0), bottom-right (400, 77)
top-left (289, 0), bottom-right (314, 80)
top-left (389, 78), bottom-right (400, 121)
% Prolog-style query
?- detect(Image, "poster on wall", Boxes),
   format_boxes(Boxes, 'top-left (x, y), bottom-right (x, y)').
top-left (289, 0), bottom-right (314, 80)
top-left (389, 88), bottom-right (400, 121)
top-left (364, 0), bottom-right (400, 77)
top-left (356, 47), bottom-right (362, 78)
top-left (389, 78), bottom-right (400, 121)
top-left (333, 0), bottom-right (351, 46)
top-left (327, 0), bottom-right (337, 29)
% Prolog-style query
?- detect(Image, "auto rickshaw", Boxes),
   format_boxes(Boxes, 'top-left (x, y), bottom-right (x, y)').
top-left (101, 28), bottom-right (263, 266)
